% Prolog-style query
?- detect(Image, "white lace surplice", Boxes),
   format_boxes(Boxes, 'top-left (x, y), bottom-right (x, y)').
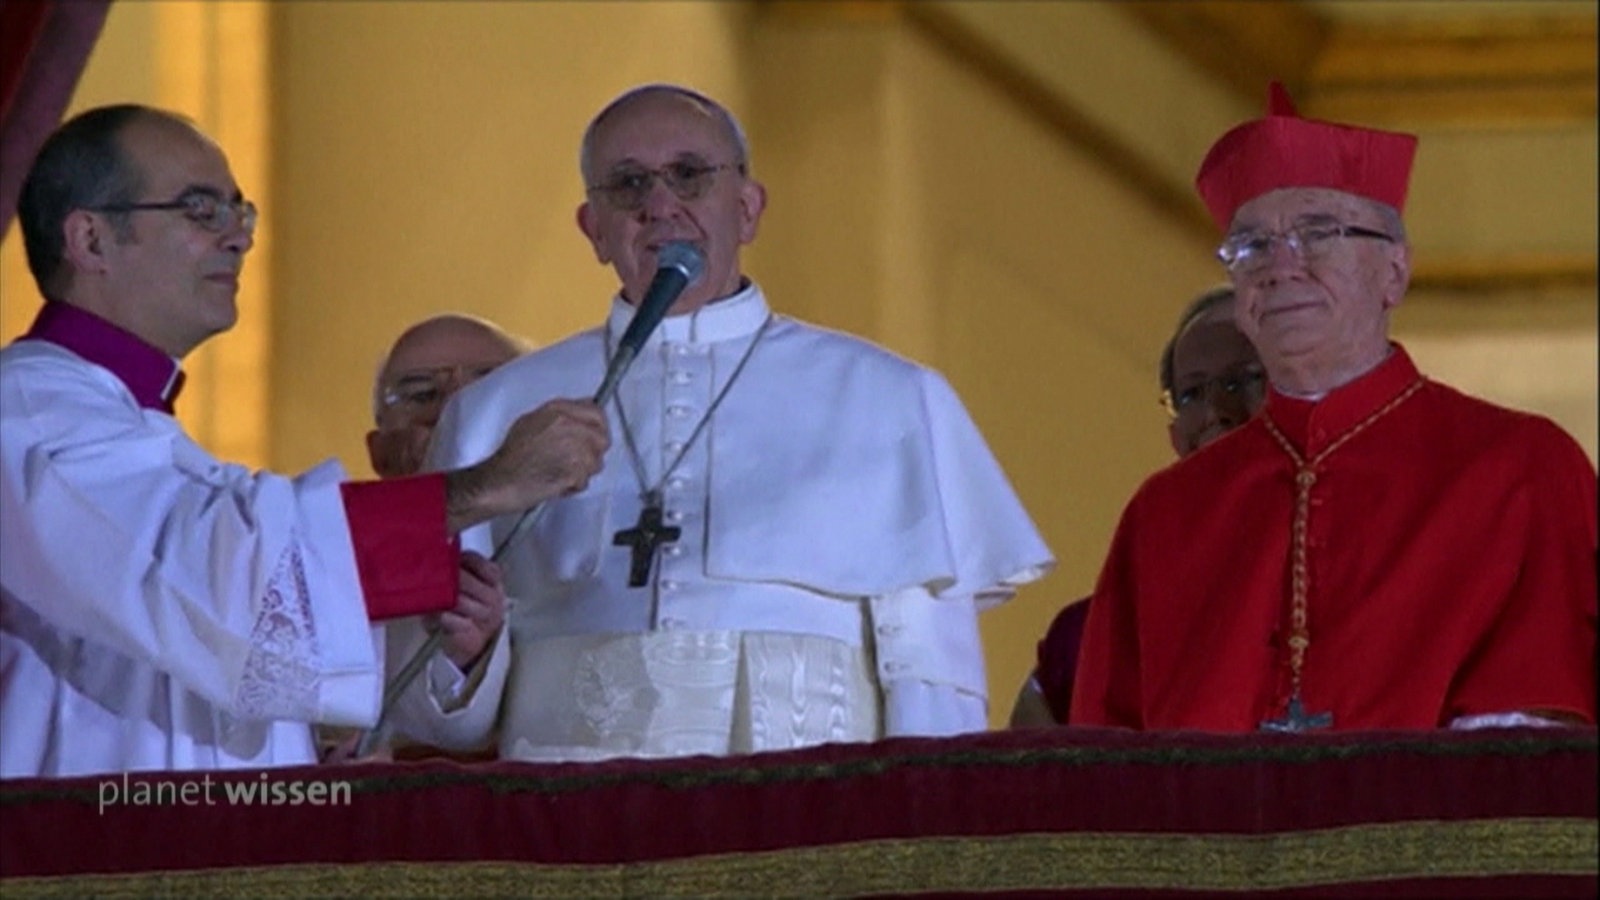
top-left (1, 341), bottom-right (381, 777)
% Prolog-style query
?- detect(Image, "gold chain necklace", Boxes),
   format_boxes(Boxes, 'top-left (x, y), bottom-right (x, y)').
top-left (1257, 377), bottom-right (1426, 732)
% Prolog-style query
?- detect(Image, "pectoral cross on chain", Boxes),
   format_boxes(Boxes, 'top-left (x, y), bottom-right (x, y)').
top-left (1259, 692), bottom-right (1334, 733)
top-left (612, 493), bottom-right (681, 588)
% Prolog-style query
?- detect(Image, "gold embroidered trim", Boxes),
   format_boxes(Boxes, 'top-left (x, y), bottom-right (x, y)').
top-left (5, 816), bottom-right (1592, 898)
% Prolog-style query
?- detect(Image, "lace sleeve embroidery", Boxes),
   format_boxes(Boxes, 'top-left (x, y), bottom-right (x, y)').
top-left (232, 539), bottom-right (322, 721)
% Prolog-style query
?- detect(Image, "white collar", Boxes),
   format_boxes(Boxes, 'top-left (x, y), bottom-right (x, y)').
top-left (605, 281), bottom-right (770, 347)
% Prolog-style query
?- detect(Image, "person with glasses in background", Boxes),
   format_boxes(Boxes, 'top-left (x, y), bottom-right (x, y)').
top-left (367, 314), bottom-right (530, 481)
top-left (395, 83), bottom-right (1052, 763)
top-left (1011, 286), bottom-right (1263, 727)
top-left (1157, 287), bottom-right (1265, 459)
top-left (359, 314), bottom-right (528, 758)
top-left (0, 105), bottom-right (609, 777)
top-left (1071, 85), bottom-right (1596, 732)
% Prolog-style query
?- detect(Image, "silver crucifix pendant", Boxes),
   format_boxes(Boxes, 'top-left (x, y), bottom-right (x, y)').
top-left (1259, 692), bottom-right (1333, 733)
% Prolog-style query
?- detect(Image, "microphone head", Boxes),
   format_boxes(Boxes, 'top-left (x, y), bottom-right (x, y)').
top-left (613, 241), bottom-right (708, 360)
top-left (656, 240), bottom-right (705, 285)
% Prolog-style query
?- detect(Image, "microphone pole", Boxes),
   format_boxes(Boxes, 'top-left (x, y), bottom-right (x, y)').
top-left (352, 242), bottom-right (705, 758)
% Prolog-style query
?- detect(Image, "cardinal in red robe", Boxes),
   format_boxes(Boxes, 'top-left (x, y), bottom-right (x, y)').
top-left (1071, 84), bottom-right (1597, 732)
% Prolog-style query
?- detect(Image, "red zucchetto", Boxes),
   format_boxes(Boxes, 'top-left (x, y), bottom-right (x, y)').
top-left (1195, 82), bottom-right (1418, 231)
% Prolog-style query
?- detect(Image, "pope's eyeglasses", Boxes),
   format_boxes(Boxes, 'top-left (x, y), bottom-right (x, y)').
top-left (587, 160), bottom-right (742, 212)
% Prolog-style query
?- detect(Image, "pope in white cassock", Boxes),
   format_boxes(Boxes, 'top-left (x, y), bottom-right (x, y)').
top-left (0, 105), bottom-right (608, 777)
top-left (387, 85), bottom-right (1054, 761)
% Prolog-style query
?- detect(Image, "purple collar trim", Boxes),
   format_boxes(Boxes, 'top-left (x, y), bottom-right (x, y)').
top-left (21, 303), bottom-right (185, 413)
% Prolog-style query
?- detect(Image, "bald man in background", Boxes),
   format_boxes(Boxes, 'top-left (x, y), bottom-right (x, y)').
top-left (367, 314), bottom-right (530, 480)
top-left (359, 314), bottom-right (528, 757)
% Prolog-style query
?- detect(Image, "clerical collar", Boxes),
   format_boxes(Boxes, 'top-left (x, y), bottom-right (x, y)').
top-left (1273, 346), bottom-right (1395, 402)
top-left (1263, 342), bottom-right (1422, 456)
top-left (20, 301), bottom-right (185, 413)
top-left (1275, 386), bottom-right (1328, 402)
top-left (606, 281), bottom-right (770, 347)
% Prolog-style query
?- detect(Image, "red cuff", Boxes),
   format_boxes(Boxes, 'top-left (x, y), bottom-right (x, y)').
top-left (339, 474), bottom-right (459, 622)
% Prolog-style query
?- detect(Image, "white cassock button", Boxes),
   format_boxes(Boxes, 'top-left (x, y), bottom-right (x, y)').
top-left (665, 440), bottom-right (685, 453)
top-left (670, 371), bottom-right (692, 384)
top-left (664, 509), bottom-right (684, 523)
top-left (661, 580), bottom-right (680, 592)
top-left (664, 544), bottom-right (683, 557)
top-left (666, 476), bottom-right (688, 491)
top-left (667, 405), bottom-right (690, 419)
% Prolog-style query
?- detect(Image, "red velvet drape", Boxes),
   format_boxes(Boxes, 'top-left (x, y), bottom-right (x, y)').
top-left (0, 0), bottom-right (112, 238)
top-left (0, 1), bottom-right (52, 120)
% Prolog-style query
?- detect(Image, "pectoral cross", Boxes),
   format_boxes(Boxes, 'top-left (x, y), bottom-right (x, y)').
top-left (612, 494), bottom-right (681, 588)
top-left (1259, 692), bottom-right (1333, 733)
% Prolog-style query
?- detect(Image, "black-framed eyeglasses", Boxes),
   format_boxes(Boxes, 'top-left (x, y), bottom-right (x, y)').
top-left (1160, 368), bottom-right (1267, 420)
top-left (1217, 219), bottom-right (1393, 274)
top-left (586, 160), bottom-right (742, 212)
top-left (88, 191), bottom-right (258, 234)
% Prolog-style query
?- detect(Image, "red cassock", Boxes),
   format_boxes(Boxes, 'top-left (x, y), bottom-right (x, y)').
top-left (1071, 345), bottom-right (1598, 730)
